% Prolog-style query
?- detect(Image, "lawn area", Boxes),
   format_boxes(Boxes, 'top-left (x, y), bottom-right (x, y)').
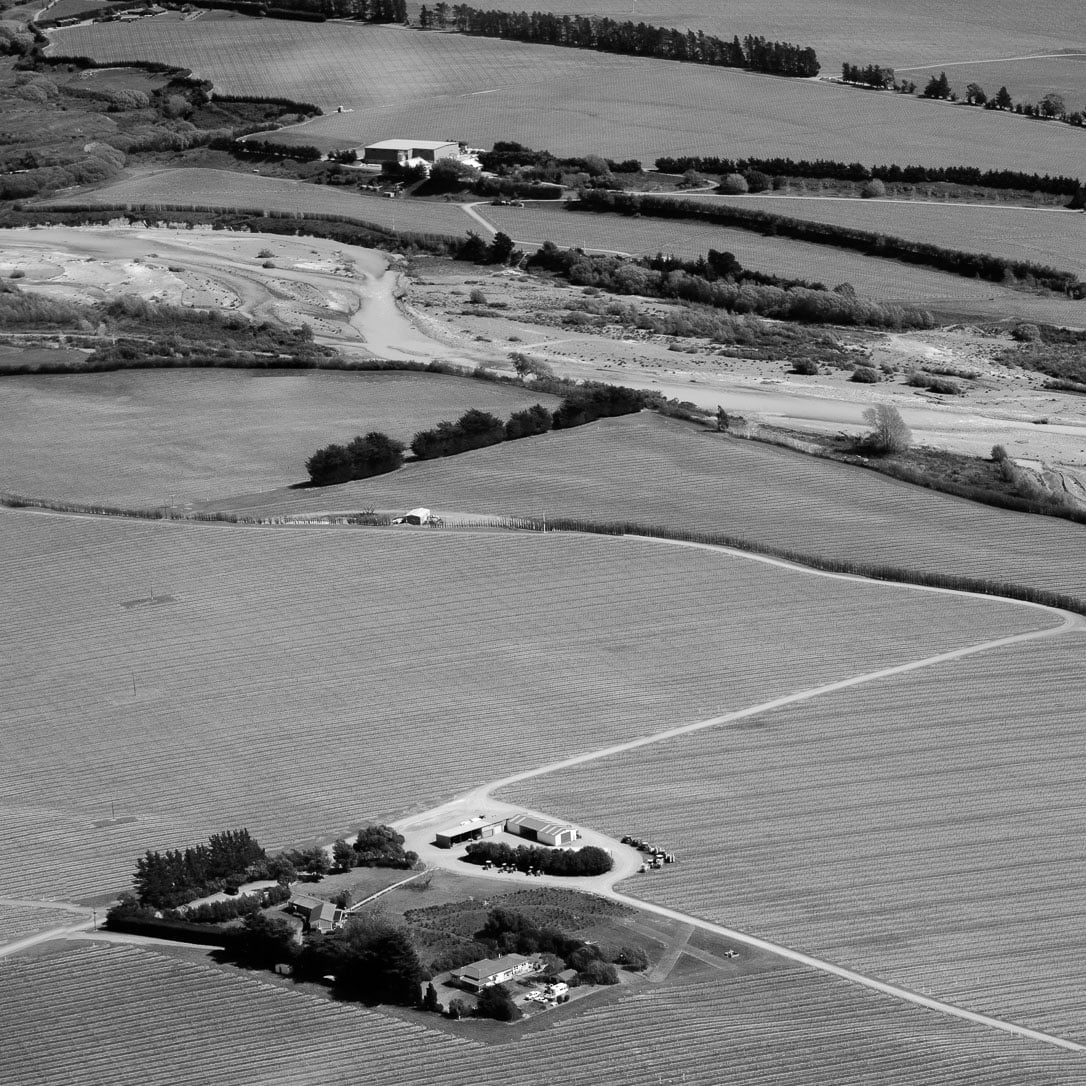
top-left (500, 635), bottom-right (1086, 1043)
top-left (224, 411), bottom-right (1086, 603)
top-left (0, 368), bottom-right (557, 506)
top-left (48, 18), bottom-right (1086, 173)
top-left (0, 508), bottom-right (1045, 902)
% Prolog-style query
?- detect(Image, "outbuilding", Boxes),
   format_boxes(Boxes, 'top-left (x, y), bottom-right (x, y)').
top-left (434, 814), bottom-right (508, 849)
top-left (451, 954), bottom-right (536, 992)
top-left (505, 813), bottom-right (577, 847)
top-left (364, 139), bottom-right (459, 165)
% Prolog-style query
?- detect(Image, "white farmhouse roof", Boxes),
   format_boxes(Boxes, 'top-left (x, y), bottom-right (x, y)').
top-left (366, 139), bottom-right (457, 151)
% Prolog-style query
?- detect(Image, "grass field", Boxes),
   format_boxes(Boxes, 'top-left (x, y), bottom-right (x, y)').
top-left (696, 196), bottom-right (1086, 280)
top-left (415, 0), bottom-right (1086, 97)
top-left (895, 54), bottom-right (1086, 109)
top-left (0, 369), bottom-right (558, 506)
top-left (44, 167), bottom-right (474, 238)
top-left (49, 18), bottom-right (1086, 173)
top-left (2, 942), bottom-right (1081, 1085)
top-left (500, 634), bottom-right (1086, 1042)
top-left (0, 509), bottom-right (1047, 902)
top-left (232, 412), bottom-right (1086, 603)
top-left (480, 203), bottom-right (1086, 324)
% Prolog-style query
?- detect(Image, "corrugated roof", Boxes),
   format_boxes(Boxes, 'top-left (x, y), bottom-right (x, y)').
top-left (456, 954), bottom-right (532, 981)
top-left (366, 139), bottom-right (458, 151)
top-left (507, 813), bottom-right (572, 837)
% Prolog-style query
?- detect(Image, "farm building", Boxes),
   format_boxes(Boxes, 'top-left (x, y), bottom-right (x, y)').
top-left (363, 139), bottom-right (459, 165)
top-left (287, 894), bottom-right (342, 934)
top-left (434, 815), bottom-right (507, 849)
top-left (505, 813), bottom-right (577, 846)
top-left (451, 954), bottom-right (537, 992)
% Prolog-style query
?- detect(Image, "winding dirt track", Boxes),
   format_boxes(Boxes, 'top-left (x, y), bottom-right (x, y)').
top-left (396, 534), bottom-right (1086, 1054)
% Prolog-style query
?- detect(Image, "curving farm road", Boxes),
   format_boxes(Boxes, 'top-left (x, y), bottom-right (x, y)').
top-left (396, 533), bottom-right (1086, 1054)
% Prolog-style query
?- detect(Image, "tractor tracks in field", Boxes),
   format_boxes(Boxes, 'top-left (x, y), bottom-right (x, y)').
top-left (401, 531), bottom-right (1086, 1054)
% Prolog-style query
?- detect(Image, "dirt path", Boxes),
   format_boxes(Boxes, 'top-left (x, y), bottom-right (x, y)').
top-left (395, 533), bottom-right (1086, 1053)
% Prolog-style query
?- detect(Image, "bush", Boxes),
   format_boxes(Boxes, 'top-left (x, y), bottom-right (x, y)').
top-left (307, 431), bottom-right (405, 486)
top-left (718, 172), bottom-right (749, 195)
top-left (791, 359), bottom-right (819, 375)
top-left (475, 983), bottom-right (521, 1021)
top-left (850, 365), bottom-right (880, 382)
top-left (860, 178), bottom-right (887, 198)
top-left (857, 403), bottom-right (911, 454)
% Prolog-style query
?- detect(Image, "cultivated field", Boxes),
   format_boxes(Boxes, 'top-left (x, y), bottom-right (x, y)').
top-left (423, 0), bottom-right (1086, 97)
top-left (696, 196), bottom-right (1086, 280)
top-left (48, 18), bottom-right (1086, 172)
top-left (232, 412), bottom-right (1086, 603)
top-left (0, 369), bottom-right (557, 506)
top-left (43, 168), bottom-right (474, 238)
top-left (501, 635), bottom-right (1086, 1042)
top-left (2, 942), bottom-right (1082, 1085)
top-left (0, 509), bottom-right (1048, 902)
top-left (895, 54), bottom-right (1086, 110)
top-left (480, 203), bottom-right (1086, 324)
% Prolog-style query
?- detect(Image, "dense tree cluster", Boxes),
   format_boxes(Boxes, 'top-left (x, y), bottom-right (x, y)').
top-left (573, 190), bottom-right (1081, 294)
top-left (527, 239), bottom-right (934, 329)
top-left (228, 137), bottom-right (322, 162)
top-left (332, 824), bottom-right (419, 870)
top-left (181, 0), bottom-right (406, 19)
top-left (306, 431), bottom-right (406, 486)
top-left (423, 6), bottom-right (818, 76)
top-left (840, 62), bottom-right (894, 88)
top-left (133, 829), bottom-right (266, 908)
top-left (464, 841), bottom-right (613, 876)
top-left (653, 155), bottom-right (1081, 197)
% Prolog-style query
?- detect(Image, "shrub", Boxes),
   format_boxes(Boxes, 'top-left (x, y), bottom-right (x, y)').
top-left (991, 444), bottom-right (1009, 462)
top-left (857, 404), bottom-right (911, 454)
top-left (850, 365), bottom-right (880, 382)
top-left (718, 172), bottom-right (749, 195)
top-left (791, 359), bottom-right (819, 375)
top-left (469, 288), bottom-right (487, 304)
top-left (475, 983), bottom-right (521, 1021)
top-left (860, 178), bottom-right (887, 198)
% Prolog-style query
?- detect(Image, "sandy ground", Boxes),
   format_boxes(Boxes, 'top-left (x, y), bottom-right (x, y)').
top-left (3, 226), bottom-right (1085, 491)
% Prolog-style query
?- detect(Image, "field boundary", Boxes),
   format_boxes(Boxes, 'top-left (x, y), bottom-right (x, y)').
top-left (4, 498), bottom-right (1085, 616)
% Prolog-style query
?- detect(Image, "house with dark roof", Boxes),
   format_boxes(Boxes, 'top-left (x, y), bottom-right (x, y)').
top-left (287, 894), bottom-right (343, 934)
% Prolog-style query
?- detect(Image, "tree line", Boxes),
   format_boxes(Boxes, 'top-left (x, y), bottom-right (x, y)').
top-left (306, 385), bottom-right (648, 485)
top-left (572, 189), bottom-right (1082, 295)
top-left (527, 239), bottom-right (936, 329)
top-left (133, 829), bottom-right (267, 908)
top-left (464, 841), bottom-right (613, 876)
top-left (421, 5), bottom-right (819, 76)
top-left (653, 155), bottom-right (1081, 197)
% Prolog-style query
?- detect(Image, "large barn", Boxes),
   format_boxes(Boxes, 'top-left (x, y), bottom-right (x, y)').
top-left (434, 815), bottom-right (508, 849)
top-left (505, 814), bottom-right (577, 847)
top-left (363, 139), bottom-right (459, 165)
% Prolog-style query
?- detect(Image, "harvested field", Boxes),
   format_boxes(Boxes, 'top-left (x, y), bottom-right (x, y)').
top-left (1, 942), bottom-right (1081, 1085)
top-left (500, 635), bottom-right (1086, 1043)
top-left (0, 509), bottom-right (1047, 901)
top-left (695, 196), bottom-right (1086, 279)
top-left (48, 18), bottom-right (1086, 173)
top-left (225, 412), bottom-right (1086, 603)
top-left (480, 203), bottom-right (1086, 324)
top-left (0, 369), bottom-right (558, 506)
top-left (437, 0), bottom-right (1086, 95)
top-left (42, 168), bottom-right (473, 238)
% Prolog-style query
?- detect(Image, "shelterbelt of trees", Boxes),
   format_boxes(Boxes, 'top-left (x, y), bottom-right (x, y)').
top-left (572, 190), bottom-right (1084, 296)
top-left (653, 156), bottom-right (1081, 197)
top-left (420, 4), bottom-right (819, 77)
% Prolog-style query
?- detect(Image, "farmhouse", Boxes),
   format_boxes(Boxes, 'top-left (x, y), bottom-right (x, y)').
top-left (505, 813), bottom-right (577, 846)
top-left (434, 814), bottom-right (508, 849)
top-left (451, 954), bottom-right (537, 992)
top-left (363, 139), bottom-right (459, 166)
top-left (287, 894), bottom-right (342, 934)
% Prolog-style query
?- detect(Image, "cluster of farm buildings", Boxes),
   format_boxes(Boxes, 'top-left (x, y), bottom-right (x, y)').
top-left (434, 812), bottom-right (579, 849)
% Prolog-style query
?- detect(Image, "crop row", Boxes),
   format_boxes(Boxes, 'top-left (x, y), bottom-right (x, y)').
top-left (248, 412), bottom-right (1086, 603)
top-left (501, 635), bottom-right (1086, 1043)
top-left (0, 943), bottom-right (1080, 1084)
top-left (1, 507), bottom-right (1044, 901)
